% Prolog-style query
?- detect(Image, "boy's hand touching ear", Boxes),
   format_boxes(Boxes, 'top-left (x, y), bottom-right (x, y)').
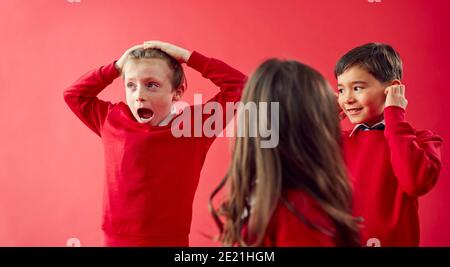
top-left (384, 84), bottom-right (408, 110)
top-left (115, 44), bottom-right (145, 73)
top-left (143, 41), bottom-right (192, 63)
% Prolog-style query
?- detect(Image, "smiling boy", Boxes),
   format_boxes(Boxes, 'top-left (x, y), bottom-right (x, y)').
top-left (336, 43), bottom-right (443, 246)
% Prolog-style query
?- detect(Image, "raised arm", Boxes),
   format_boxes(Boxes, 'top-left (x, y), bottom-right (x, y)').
top-left (63, 44), bottom-right (144, 136)
top-left (143, 40), bottom-right (247, 141)
top-left (143, 40), bottom-right (246, 104)
top-left (384, 85), bottom-right (443, 197)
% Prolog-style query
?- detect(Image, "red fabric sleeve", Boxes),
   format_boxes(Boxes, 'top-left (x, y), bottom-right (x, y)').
top-left (384, 106), bottom-right (443, 196)
top-left (63, 62), bottom-right (119, 137)
top-left (185, 51), bottom-right (247, 146)
top-left (187, 51), bottom-right (247, 106)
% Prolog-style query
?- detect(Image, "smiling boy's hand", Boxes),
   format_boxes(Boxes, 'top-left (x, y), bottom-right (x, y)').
top-left (143, 41), bottom-right (192, 63)
top-left (384, 84), bottom-right (408, 110)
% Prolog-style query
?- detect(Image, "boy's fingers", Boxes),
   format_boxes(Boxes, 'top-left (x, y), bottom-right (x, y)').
top-left (143, 42), bottom-right (155, 48)
top-left (143, 40), bottom-right (157, 45)
top-left (386, 85), bottom-right (405, 96)
top-left (391, 86), bottom-right (398, 95)
top-left (393, 85), bottom-right (403, 95)
top-left (143, 41), bottom-right (157, 48)
top-left (143, 40), bottom-right (166, 49)
top-left (399, 85), bottom-right (405, 95)
top-left (144, 40), bottom-right (163, 44)
top-left (127, 44), bottom-right (145, 53)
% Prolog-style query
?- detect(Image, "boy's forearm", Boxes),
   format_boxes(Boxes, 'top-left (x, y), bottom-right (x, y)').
top-left (64, 62), bottom-right (120, 100)
top-left (186, 51), bottom-right (247, 94)
top-left (63, 62), bottom-right (119, 137)
top-left (384, 106), bottom-right (443, 196)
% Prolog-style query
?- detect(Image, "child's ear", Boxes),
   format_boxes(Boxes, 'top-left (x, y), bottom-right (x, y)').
top-left (384, 79), bottom-right (402, 95)
top-left (390, 79), bottom-right (402, 85)
top-left (172, 85), bottom-right (185, 102)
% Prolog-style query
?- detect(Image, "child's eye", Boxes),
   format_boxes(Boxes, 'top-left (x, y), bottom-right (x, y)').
top-left (354, 86), bottom-right (363, 91)
top-left (337, 88), bottom-right (344, 94)
top-left (146, 82), bottom-right (159, 89)
top-left (127, 82), bottom-right (136, 89)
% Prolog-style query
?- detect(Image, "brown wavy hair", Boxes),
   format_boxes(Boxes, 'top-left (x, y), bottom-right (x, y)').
top-left (209, 59), bottom-right (360, 246)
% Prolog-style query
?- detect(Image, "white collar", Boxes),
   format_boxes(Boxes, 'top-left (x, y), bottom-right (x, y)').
top-left (158, 105), bottom-right (178, 126)
top-left (349, 120), bottom-right (385, 137)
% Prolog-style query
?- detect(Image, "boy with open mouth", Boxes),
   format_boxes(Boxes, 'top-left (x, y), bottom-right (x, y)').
top-left (64, 41), bottom-right (246, 246)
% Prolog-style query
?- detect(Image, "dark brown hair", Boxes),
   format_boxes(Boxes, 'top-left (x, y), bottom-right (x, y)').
top-left (334, 43), bottom-right (403, 83)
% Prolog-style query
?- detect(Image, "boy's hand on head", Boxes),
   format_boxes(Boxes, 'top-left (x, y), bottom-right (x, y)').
top-left (143, 41), bottom-right (192, 63)
top-left (115, 44), bottom-right (145, 73)
top-left (384, 84), bottom-right (408, 110)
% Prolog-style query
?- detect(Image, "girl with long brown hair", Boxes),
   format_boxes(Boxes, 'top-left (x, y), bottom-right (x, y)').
top-left (210, 59), bottom-right (360, 246)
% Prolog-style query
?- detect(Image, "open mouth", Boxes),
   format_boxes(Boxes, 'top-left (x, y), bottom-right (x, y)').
top-left (346, 107), bottom-right (363, 115)
top-left (137, 107), bottom-right (154, 122)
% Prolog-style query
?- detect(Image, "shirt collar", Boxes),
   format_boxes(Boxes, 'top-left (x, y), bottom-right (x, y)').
top-left (349, 119), bottom-right (385, 137)
top-left (158, 105), bottom-right (178, 126)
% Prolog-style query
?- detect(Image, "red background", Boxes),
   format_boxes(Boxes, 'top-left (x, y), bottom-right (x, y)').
top-left (0, 0), bottom-right (448, 246)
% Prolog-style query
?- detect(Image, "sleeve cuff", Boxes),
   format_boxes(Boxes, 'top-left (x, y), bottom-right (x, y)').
top-left (100, 61), bottom-right (121, 83)
top-left (384, 106), bottom-right (406, 127)
top-left (186, 51), bottom-right (209, 73)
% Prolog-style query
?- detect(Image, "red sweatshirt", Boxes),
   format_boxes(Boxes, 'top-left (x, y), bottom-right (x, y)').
top-left (63, 51), bottom-right (246, 246)
top-left (342, 106), bottom-right (443, 246)
top-left (245, 190), bottom-right (335, 247)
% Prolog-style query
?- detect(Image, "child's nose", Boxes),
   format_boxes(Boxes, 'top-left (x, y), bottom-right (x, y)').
top-left (136, 87), bottom-right (146, 101)
top-left (344, 91), bottom-right (356, 103)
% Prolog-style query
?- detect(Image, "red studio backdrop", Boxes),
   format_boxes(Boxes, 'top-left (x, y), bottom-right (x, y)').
top-left (0, 0), bottom-right (449, 246)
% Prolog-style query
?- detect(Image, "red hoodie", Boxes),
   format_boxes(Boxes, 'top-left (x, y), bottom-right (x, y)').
top-left (342, 106), bottom-right (443, 246)
top-left (64, 51), bottom-right (246, 246)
